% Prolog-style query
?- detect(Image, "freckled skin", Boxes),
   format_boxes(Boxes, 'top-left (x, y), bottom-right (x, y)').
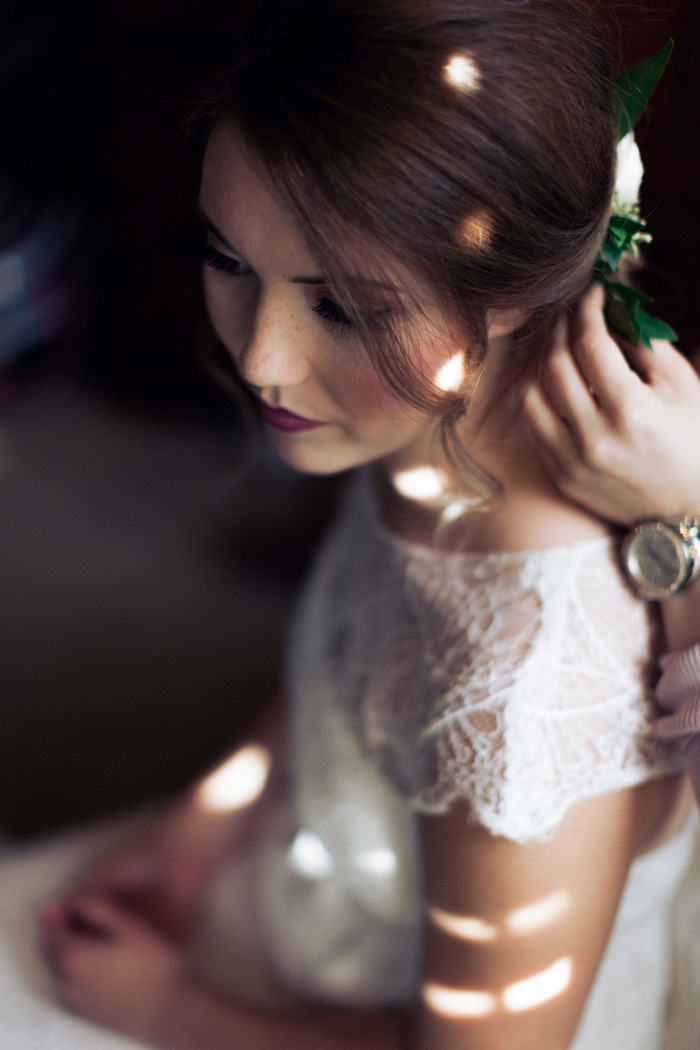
top-left (200, 123), bottom-right (461, 478)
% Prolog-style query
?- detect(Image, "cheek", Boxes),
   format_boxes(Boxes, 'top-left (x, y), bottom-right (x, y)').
top-left (326, 356), bottom-right (403, 416)
top-left (348, 374), bottom-right (394, 411)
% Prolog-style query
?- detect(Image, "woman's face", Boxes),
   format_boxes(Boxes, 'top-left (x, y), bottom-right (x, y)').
top-left (199, 123), bottom-right (464, 476)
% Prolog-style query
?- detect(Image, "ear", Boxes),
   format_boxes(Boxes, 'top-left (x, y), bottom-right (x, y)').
top-left (487, 308), bottom-right (531, 339)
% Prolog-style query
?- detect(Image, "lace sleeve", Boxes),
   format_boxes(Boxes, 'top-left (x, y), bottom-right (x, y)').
top-left (300, 481), bottom-right (683, 847)
top-left (403, 541), bottom-right (677, 843)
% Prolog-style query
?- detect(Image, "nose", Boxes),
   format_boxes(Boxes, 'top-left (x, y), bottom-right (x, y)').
top-left (237, 291), bottom-right (313, 391)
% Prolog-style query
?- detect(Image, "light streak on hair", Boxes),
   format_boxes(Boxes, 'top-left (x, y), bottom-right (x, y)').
top-left (459, 209), bottom-right (493, 251)
top-left (444, 53), bottom-right (481, 92)
top-left (435, 353), bottom-right (466, 392)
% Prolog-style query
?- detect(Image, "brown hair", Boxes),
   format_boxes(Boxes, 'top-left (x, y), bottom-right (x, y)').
top-left (194, 0), bottom-right (616, 490)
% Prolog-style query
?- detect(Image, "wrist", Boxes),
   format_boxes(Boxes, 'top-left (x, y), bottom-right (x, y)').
top-left (659, 572), bottom-right (700, 652)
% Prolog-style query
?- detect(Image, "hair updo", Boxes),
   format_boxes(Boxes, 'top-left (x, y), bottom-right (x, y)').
top-left (194, 0), bottom-right (616, 463)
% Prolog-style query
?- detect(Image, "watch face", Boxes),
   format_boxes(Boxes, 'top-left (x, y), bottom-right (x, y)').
top-left (626, 525), bottom-right (685, 597)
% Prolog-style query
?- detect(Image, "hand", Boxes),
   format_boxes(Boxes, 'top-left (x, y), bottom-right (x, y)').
top-left (60, 734), bottom-right (280, 942)
top-left (521, 284), bottom-right (700, 525)
top-left (41, 893), bottom-right (188, 1044)
top-left (69, 820), bottom-right (215, 942)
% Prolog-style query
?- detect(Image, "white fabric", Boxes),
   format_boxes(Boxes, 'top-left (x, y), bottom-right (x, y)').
top-left (571, 814), bottom-right (696, 1050)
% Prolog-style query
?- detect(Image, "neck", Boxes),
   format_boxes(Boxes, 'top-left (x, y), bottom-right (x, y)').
top-left (374, 332), bottom-right (521, 544)
top-left (376, 329), bottom-right (610, 552)
top-left (379, 329), bottom-right (527, 494)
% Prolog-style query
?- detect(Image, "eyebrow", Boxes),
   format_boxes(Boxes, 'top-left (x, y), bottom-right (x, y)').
top-left (196, 203), bottom-right (399, 292)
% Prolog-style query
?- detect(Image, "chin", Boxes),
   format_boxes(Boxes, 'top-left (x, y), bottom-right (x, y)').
top-left (264, 431), bottom-right (375, 476)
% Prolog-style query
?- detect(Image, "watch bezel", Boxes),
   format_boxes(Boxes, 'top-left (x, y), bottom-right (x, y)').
top-left (622, 521), bottom-right (691, 600)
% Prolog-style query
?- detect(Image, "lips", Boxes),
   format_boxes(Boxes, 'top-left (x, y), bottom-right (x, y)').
top-left (256, 398), bottom-right (328, 433)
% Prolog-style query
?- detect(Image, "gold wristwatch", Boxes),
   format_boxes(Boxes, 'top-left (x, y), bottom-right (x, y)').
top-left (622, 518), bottom-right (700, 600)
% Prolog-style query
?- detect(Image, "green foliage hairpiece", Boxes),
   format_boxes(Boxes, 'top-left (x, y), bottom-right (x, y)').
top-left (615, 40), bottom-right (674, 140)
top-left (594, 40), bottom-right (678, 349)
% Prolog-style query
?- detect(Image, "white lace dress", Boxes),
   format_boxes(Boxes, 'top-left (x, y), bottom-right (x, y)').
top-left (253, 470), bottom-right (696, 1048)
top-left (0, 469), bottom-right (699, 1049)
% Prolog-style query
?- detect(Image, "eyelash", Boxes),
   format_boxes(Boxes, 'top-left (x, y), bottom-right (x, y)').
top-left (200, 243), bottom-right (359, 334)
top-left (199, 243), bottom-right (248, 277)
top-left (312, 297), bottom-right (353, 331)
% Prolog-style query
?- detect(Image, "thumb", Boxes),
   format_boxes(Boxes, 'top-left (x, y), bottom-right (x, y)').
top-left (66, 894), bottom-right (149, 940)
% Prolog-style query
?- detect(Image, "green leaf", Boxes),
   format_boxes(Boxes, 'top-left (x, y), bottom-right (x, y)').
top-left (606, 226), bottom-right (627, 250)
top-left (608, 216), bottom-right (646, 245)
top-left (597, 276), bottom-right (679, 349)
top-left (636, 311), bottom-right (679, 348)
top-left (608, 281), bottom-right (653, 308)
top-left (605, 291), bottom-right (639, 344)
top-left (615, 40), bottom-right (674, 140)
top-left (593, 258), bottom-right (613, 281)
top-left (602, 243), bottom-right (625, 271)
top-left (600, 218), bottom-right (643, 269)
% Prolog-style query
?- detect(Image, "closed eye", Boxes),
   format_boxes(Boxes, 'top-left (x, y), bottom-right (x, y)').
top-left (312, 296), bottom-right (353, 330)
top-left (199, 244), bottom-right (250, 277)
top-left (312, 297), bottom-right (394, 333)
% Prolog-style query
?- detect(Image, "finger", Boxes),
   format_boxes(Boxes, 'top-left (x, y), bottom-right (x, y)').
top-left (67, 894), bottom-right (145, 937)
top-left (78, 871), bottom-right (185, 941)
top-left (80, 852), bottom-right (157, 895)
top-left (539, 331), bottom-right (599, 440)
top-left (40, 906), bottom-right (83, 972)
top-left (39, 897), bottom-right (91, 942)
top-left (42, 894), bottom-right (139, 951)
top-left (39, 899), bottom-right (69, 931)
top-left (78, 860), bottom-right (164, 923)
top-left (569, 285), bottom-right (637, 412)
top-left (521, 383), bottom-right (580, 464)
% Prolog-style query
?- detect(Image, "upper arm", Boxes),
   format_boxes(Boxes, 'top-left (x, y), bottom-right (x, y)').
top-left (416, 781), bottom-right (673, 1050)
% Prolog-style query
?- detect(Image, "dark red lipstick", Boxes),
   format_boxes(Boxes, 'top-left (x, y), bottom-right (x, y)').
top-left (256, 398), bottom-right (328, 433)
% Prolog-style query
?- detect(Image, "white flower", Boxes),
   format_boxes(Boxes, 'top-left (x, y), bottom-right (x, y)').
top-left (614, 131), bottom-right (644, 209)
